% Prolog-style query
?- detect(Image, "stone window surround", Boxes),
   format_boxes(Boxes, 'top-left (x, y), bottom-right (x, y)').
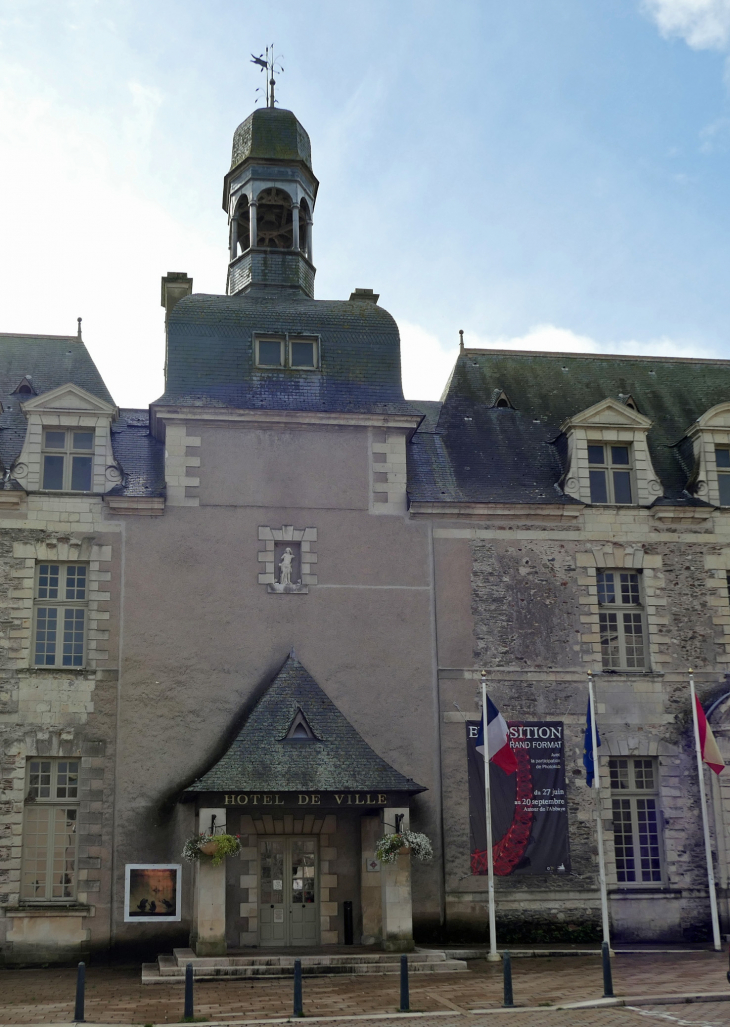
top-left (237, 813), bottom-right (337, 947)
top-left (561, 399), bottom-right (663, 506)
top-left (576, 546), bottom-right (669, 672)
top-left (2, 731), bottom-right (106, 916)
top-left (588, 738), bottom-right (679, 891)
top-left (257, 525), bottom-right (317, 587)
top-left (9, 539), bottom-right (112, 671)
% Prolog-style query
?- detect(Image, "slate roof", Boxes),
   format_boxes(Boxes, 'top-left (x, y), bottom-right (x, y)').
top-left (230, 107), bottom-right (312, 172)
top-left (0, 333), bottom-right (115, 482)
top-left (408, 348), bottom-right (730, 506)
top-left (187, 655), bottom-right (425, 794)
top-left (109, 409), bottom-right (166, 498)
top-left (155, 292), bottom-right (419, 417)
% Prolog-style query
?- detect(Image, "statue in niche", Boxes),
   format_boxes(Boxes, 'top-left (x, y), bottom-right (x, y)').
top-left (267, 539), bottom-right (309, 594)
top-left (279, 547), bottom-right (294, 586)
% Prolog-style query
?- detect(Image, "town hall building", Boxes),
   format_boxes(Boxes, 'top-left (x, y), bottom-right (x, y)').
top-left (1, 100), bottom-right (730, 967)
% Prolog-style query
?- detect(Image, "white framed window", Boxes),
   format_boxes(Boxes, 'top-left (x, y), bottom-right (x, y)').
top-left (33, 563), bottom-right (88, 668)
top-left (21, 758), bottom-right (79, 902)
top-left (254, 333), bottom-right (319, 370)
top-left (41, 429), bottom-right (94, 491)
top-left (715, 447), bottom-right (730, 505)
top-left (255, 335), bottom-right (286, 368)
top-left (288, 336), bottom-right (318, 369)
top-left (597, 570), bottom-right (647, 670)
top-left (609, 757), bottom-right (663, 885)
top-left (588, 443), bottom-right (634, 504)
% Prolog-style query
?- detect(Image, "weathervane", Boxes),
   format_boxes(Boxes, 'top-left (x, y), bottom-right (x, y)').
top-left (251, 45), bottom-right (284, 108)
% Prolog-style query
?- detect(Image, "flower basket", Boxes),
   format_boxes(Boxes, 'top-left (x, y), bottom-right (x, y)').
top-left (182, 833), bottom-right (241, 867)
top-left (376, 830), bottom-right (433, 865)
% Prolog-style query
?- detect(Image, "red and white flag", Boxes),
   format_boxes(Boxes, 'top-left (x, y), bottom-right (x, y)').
top-left (695, 696), bottom-right (725, 776)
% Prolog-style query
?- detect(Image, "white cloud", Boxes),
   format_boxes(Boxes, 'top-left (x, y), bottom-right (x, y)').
top-left (641, 0), bottom-right (730, 50)
top-left (0, 64), bottom-right (226, 408)
top-left (399, 321), bottom-right (719, 401)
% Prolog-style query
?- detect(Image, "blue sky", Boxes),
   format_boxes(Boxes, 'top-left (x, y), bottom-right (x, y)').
top-left (1, 0), bottom-right (730, 405)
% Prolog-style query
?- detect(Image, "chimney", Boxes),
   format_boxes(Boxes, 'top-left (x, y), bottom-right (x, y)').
top-left (349, 288), bottom-right (379, 304)
top-left (161, 273), bottom-right (193, 383)
top-left (161, 272), bottom-right (193, 328)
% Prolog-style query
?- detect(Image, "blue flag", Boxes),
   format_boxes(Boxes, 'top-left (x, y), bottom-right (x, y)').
top-left (583, 699), bottom-right (601, 786)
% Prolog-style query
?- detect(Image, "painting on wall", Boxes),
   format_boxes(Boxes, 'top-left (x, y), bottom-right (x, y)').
top-left (124, 864), bottom-right (181, 922)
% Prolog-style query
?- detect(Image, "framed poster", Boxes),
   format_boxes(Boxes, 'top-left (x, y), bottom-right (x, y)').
top-left (124, 864), bottom-right (181, 922)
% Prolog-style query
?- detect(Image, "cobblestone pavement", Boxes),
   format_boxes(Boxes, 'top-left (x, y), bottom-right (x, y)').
top-left (0, 953), bottom-right (727, 1025)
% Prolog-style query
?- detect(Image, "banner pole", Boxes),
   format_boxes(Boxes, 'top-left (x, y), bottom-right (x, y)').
top-left (481, 672), bottom-right (499, 961)
top-left (588, 672), bottom-right (611, 950)
top-left (689, 670), bottom-right (722, 952)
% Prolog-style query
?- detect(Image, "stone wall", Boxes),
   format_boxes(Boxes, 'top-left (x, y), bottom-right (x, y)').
top-left (432, 507), bottom-right (730, 944)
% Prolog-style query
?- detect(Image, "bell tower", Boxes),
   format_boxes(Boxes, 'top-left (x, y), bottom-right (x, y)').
top-left (222, 106), bottom-right (318, 298)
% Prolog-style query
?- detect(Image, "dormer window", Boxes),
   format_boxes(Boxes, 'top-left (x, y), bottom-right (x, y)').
top-left (255, 333), bottom-right (319, 370)
top-left (42, 430), bottom-right (94, 491)
top-left (588, 444), bottom-right (633, 504)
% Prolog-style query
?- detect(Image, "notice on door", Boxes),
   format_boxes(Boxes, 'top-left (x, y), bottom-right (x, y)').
top-left (466, 721), bottom-right (570, 877)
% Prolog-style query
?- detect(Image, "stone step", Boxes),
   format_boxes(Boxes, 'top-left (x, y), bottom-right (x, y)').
top-left (169, 947), bottom-right (451, 968)
top-left (144, 954), bottom-right (467, 983)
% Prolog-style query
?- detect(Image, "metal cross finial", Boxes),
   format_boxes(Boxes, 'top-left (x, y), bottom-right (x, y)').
top-left (251, 45), bottom-right (284, 108)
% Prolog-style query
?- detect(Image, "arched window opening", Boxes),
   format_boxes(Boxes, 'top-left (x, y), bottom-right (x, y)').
top-left (299, 198), bottom-right (311, 259)
top-left (256, 188), bottom-right (293, 249)
top-left (231, 196), bottom-right (250, 259)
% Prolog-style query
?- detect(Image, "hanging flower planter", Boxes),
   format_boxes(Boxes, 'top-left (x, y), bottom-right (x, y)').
top-left (375, 830), bottom-right (433, 865)
top-left (182, 833), bottom-right (242, 867)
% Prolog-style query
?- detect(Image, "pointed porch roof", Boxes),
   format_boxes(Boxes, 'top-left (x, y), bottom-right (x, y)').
top-left (185, 655), bottom-right (424, 795)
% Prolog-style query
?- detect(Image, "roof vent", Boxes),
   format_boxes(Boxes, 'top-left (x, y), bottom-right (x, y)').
top-left (349, 288), bottom-right (379, 304)
top-left (284, 708), bottom-right (318, 741)
top-left (618, 393), bottom-right (639, 412)
top-left (12, 376), bottom-right (36, 396)
top-left (491, 389), bottom-right (514, 409)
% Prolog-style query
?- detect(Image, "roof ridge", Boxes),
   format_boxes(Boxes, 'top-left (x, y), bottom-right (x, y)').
top-left (0, 332), bottom-right (79, 342)
top-left (462, 347), bottom-right (730, 366)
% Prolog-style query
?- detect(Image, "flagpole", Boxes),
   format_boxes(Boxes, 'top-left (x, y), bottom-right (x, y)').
top-left (481, 672), bottom-right (500, 961)
top-left (689, 670), bottom-right (722, 952)
top-left (588, 671), bottom-right (611, 949)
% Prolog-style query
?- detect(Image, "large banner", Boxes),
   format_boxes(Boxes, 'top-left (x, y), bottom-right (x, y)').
top-left (466, 721), bottom-right (570, 877)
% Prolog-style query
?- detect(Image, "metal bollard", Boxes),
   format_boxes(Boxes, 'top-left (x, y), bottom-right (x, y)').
top-left (293, 958), bottom-right (303, 1016)
top-left (601, 941), bottom-right (614, 998)
top-left (343, 900), bottom-right (354, 945)
top-left (73, 961), bottom-right (85, 1023)
top-left (400, 954), bottom-right (410, 1012)
top-left (502, 950), bottom-right (513, 1007)
top-left (184, 962), bottom-right (194, 1020)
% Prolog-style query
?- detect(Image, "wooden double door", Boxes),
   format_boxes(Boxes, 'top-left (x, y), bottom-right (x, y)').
top-left (259, 837), bottom-right (318, 946)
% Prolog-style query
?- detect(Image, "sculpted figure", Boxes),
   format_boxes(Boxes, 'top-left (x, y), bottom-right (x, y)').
top-left (279, 547), bottom-right (294, 586)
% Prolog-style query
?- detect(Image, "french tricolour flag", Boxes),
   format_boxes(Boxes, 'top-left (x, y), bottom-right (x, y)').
top-left (695, 695), bottom-right (725, 776)
top-left (476, 695), bottom-right (518, 775)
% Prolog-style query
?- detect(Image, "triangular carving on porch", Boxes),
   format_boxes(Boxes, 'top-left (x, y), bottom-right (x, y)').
top-left (284, 707), bottom-right (318, 741)
top-left (185, 653), bottom-right (425, 795)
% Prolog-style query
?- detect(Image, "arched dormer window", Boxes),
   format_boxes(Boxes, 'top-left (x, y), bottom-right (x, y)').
top-left (283, 708), bottom-right (317, 740)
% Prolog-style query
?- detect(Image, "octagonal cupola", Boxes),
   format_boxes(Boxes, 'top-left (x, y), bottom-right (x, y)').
top-left (223, 106), bottom-right (319, 298)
